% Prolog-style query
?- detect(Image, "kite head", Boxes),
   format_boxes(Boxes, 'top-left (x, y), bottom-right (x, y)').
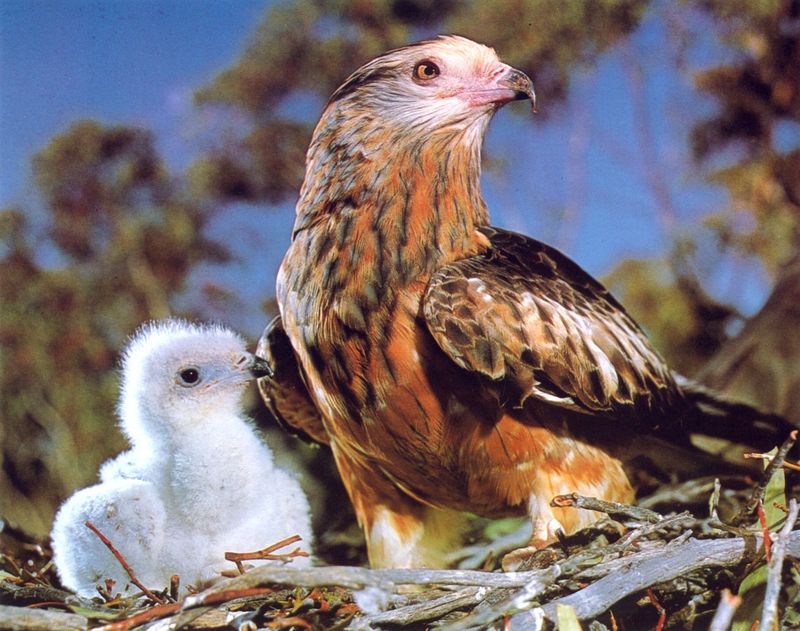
top-left (323, 35), bottom-right (536, 137)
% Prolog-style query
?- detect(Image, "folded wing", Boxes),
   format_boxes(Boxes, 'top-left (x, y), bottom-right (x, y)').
top-left (423, 226), bottom-right (684, 422)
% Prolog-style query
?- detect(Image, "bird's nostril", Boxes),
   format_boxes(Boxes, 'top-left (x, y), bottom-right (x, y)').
top-left (236, 355), bottom-right (249, 366)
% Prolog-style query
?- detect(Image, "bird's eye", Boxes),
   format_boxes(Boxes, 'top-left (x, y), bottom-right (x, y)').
top-left (177, 367), bottom-right (201, 387)
top-left (413, 60), bottom-right (440, 81)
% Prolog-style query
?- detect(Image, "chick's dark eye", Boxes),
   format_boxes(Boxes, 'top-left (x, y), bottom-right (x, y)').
top-left (413, 60), bottom-right (440, 81)
top-left (177, 367), bottom-right (200, 386)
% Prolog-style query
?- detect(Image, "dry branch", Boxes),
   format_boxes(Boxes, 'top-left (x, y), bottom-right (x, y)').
top-left (508, 531), bottom-right (800, 625)
top-left (188, 566), bottom-right (547, 603)
top-left (440, 567), bottom-right (560, 631)
top-left (734, 430), bottom-right (797, 526)
top-left (224, 534), bottom-right (309, 575)
top-left (442, 512), bottom-right (693, 629)
top-left (356, 587), bottom-right (487, 627)
top-left (759, 498), bottom-right (800, 631)
top-left (83, 520), bottom-right (165, 604)
top-left (94, 602), bottom-right (181, 631)
top-left (551, 493), bottom-right (663, 523)
top-left (0, 604), bottom-right (87, 631)
top-left (708, 589), bottom-right (741, 631)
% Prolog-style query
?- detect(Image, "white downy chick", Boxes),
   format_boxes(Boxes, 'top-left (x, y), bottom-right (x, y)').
top-left (51, 320), bottom-right (313, 598)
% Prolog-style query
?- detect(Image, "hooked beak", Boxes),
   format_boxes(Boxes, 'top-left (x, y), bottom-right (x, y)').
top-left (248, 354), bottom-right (274, 379)
top-left (501, 67), bottom-right (537, 112)
top-left (461, 64), bottom-right (537, 113)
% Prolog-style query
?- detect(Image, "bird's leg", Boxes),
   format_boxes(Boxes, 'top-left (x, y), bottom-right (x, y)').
top-left (331, 443), bottom-right (467, 568)
top-left (502, 467), bottom-right (635, 572)
top-left (366, 503), bottom-right (467, 569)
top-left (501, 492), bottom-right (567, 572)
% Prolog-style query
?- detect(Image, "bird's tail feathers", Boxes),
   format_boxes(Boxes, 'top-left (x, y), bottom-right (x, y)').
top-left (673, 373), bottom-right (796, 451)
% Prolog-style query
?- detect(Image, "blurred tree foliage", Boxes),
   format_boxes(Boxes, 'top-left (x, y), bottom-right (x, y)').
top-left (605, 0), bottom-right (800, 383)
top-left (190, 0), bottom-right (649, 204)
top-left (693, 0), bottom-right (800, 273)
top-left (0, 122), bottom-right (230, 534)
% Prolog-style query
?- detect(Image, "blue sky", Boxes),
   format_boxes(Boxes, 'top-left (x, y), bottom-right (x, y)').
top-left (1, 0), bottom-right (266, 198)
top-left (0, 1), bottom-right (771, 337)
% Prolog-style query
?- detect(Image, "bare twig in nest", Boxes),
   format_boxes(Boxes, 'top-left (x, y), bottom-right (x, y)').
top-left (169, 574), bottom-right (180, 602)
top-left (190, 566), bottom-right (546, 601)
top-left (95, 602), bottom-right (181, 631)
top-left (453, 513), bottom-right (693, 630)
top-left (735, 430), bottom-right (797, 526)
top-left (189, 586), bottom-right (277, 606)
top-left (95, 577), bottom-right (118, 603)
top-left (744, 453), bottom-right (800, 473)
top-left (759, 498), bottom-right (800, 631)
top-left (646, 587), bottom-right (666, 631)
top-left (225, 534), bottom-right (310, 575)
top-left (358, 586), bottom-right (487, 627)
top-left (94, 587), bottom-right (276, 631)
top-left (513, 531), bottom-right (800, 625)
top-left (0, 604), bottom-right (87, 631)
top-left (551, 493), bottom-right (663, 524)
top-left (446, 514), bottom-right (696, 630)
top-left (83, 520), bottom-right (165, 604)
top-left (266, 615), bottom-right (313, 628)
top-left (757, 502), bottom-right (772, 563)
top-left (439, 567), bottom-right (560, 631)
top-left (709, 589), bottom-right (741, 631)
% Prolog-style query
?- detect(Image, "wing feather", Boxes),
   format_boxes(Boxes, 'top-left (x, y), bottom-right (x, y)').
top-left (423, 226), bottom-right (683, 419)
top-left (256, 316), bottom-right (330, 445)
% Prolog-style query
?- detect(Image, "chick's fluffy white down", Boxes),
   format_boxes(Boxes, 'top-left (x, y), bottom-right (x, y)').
top-left (51, 320), bottom-right (312, 598)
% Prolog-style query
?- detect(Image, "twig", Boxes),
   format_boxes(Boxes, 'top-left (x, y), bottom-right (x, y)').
top-left (225, 534), bottom-right (309, 575)
top-left (508, 530), bottom-right (800, 624)
top-left (189, 566), bottom-right (550, 602)
top-left (458, 512), bottom-right (693, 630)
top-left (189, 586), bottom-right (277, 605)
top-left (266, 616), bottom-right (313, 628)
top-left (95, 578), bottom-right (118, 603)
top-left (83, 520), bottom-right (165, 604)
top-left (574, 512), bottom-right (693, 581)
top-left (439, 566), bottom-right (561, 631)
top-left (647, 588), bottom-right (666, 631)
top-left (759, 498), bottom-right (800, 631)
top-left (709, 589), bottom-right (742, 631)
top-left (743, 454), bottom-right (800, 473)
top-left (638, 475), bottom-right (748, 511)
top-left (551, 493), bottom-right (664, 524)
top-left (95, 602), bottom-right (181, 631)
top-left (95, 587), bottom-right (276, 631)
top-left (734, 430), bottom-right (797, 526)
top-left (0, 604), bottom-right (87, 631)
top-left (357, 586), bottom-right (487, 627)
top-left (757, 502), bottom-right (772, 563)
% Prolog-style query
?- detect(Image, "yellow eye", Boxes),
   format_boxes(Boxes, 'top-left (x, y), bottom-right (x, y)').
top-left (413, 60), bottom-right (440, 81)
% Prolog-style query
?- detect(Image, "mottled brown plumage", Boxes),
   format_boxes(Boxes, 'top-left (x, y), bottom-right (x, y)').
top-left (256, 316), bottom-right (328, 445)
top-left (262, 35), bottom-right (792, 569)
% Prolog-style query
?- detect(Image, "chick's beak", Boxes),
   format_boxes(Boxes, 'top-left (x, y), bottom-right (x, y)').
top-left (248, 355), bottom-right (274, 379)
